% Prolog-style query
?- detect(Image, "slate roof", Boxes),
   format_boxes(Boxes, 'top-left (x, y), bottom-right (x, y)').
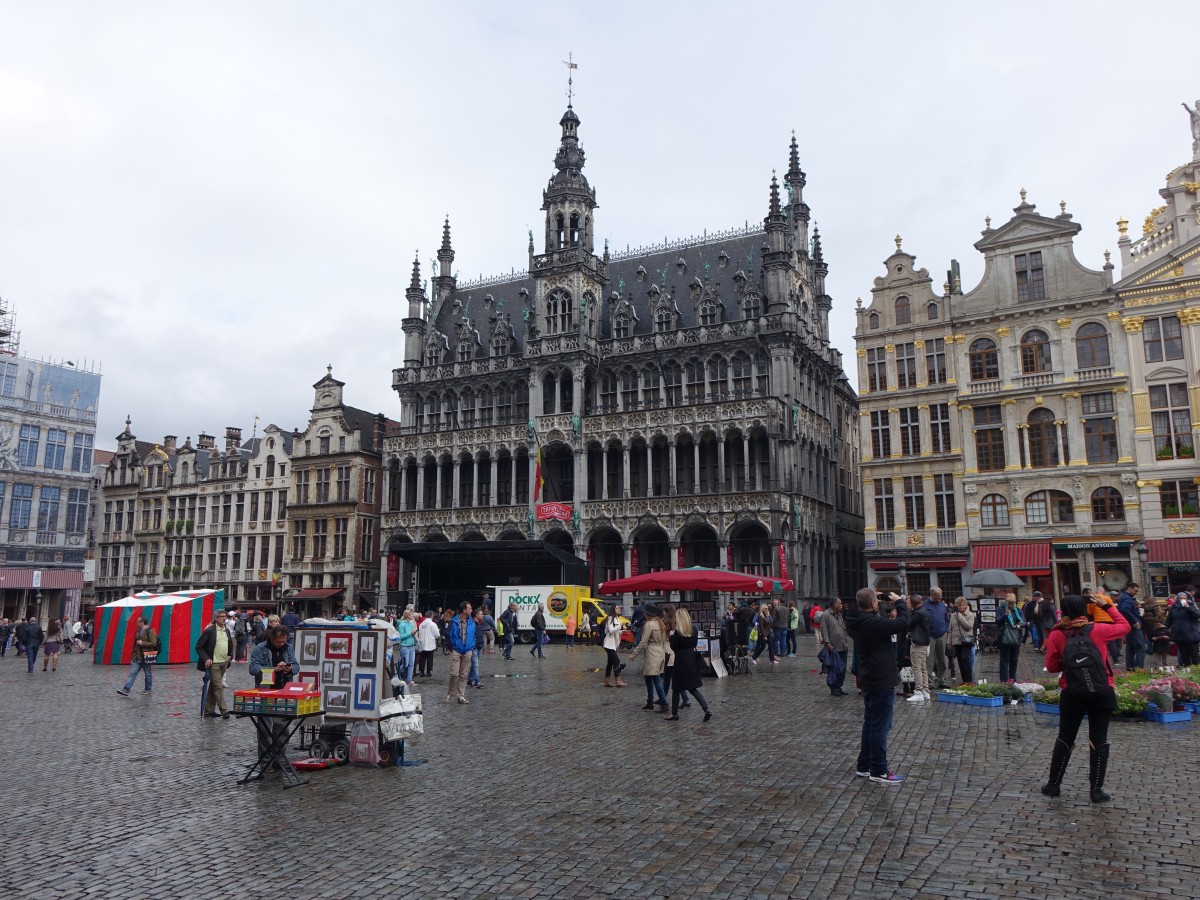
top-left (436, 226), bottom-right (771, 355)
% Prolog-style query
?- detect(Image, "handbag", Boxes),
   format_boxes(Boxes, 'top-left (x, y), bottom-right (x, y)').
top-left (899, 666), bottom-right (914, 682)
top-left (1000, 623), bottom-right (1021, 645)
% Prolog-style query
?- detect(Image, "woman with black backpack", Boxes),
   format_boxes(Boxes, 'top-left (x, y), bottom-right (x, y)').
top-left (1041, 593), bottom-right (1130, 802)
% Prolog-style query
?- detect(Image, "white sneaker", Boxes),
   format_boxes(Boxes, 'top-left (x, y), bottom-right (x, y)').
top-left (923, 690), bottom-right (932, 700)
top-left (906, 692), bottom-right (925, 702)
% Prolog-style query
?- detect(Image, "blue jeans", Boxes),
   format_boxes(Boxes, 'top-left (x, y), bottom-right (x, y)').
top-left (998, 643), bottom-right (1019, 682)
top-left (123, 659), bottom-right (153, 692)
top-left (1126, 630), bottom-right (1147, 670)
top-left (504, 632), bottom-right (514, 659)
top-left (530, 630), bottom-right (545, 658)
top-left (399, 646), bottom-right (416, 682)
top-left (644, 674), bottom-right (667, 705)
top-left (468, 648), bottom-right (481, 685)
top-left (856, 690), bottom-right (895, 777)
top-left (26, 642), bottom-right (41, 672)
top-left (772, 627), bottom-right (787, 658)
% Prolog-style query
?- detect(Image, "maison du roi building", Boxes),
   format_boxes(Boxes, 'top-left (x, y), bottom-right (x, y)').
top-left (382, 100), bottom-right (865, 621)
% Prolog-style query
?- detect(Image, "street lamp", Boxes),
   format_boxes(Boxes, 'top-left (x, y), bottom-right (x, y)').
top-left (897, 560), bottom-right (907, 597)
top-left (1136, 541), bottom-right (1149, 600)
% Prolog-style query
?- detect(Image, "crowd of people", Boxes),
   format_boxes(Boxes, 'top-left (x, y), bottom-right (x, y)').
top-left (1, 615), bottom-right (89, 673)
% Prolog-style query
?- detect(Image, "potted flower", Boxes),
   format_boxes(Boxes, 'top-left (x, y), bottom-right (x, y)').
top-left (165, 520), bottom-right (176, 534)
top-left (185, 519), bottom-right (195, 534)
top-left (1179, 443), bottom-right (1196, 459)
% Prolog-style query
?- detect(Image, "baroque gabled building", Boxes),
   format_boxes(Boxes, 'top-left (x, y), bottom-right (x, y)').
top-left (95, 422), bottom-right (293, 608)
top-left (1115, 113), bottom-right (1200, 597)
top-left (283, 369), bottom-right (391, 617)
top-left (857, 195), bottom-right (1139, 601)
top-left (384, 101), bottom-right (864, 621)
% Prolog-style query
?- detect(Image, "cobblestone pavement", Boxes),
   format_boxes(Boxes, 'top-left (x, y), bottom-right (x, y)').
top-left (2, 635), bottom-right (1197, 899)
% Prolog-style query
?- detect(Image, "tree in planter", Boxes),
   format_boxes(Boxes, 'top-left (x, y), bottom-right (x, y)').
top-left (1179, 442), bottom-right (1196, 459)
top-left (185, 520), bottom-right (195, 534)
top-left (162, 566), bottom-right (171, 579)
top-left (165, 520), bottom-right (176, 534)
top-left (181, 564), bottom-right (191, 576)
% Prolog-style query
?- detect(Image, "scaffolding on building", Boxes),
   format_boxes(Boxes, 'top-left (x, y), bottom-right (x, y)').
top-left (0, 295), bottom-right (19, 356)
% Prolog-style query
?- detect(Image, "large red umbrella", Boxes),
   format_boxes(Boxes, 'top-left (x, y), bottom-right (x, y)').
top-left (597, 566), bottom-right (793, 594)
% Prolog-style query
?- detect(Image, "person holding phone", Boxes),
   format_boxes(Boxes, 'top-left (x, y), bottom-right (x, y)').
top-left (845, 589), bottom-right (911, 784)
top-left (1167, 591), bottom-right (1200, 665)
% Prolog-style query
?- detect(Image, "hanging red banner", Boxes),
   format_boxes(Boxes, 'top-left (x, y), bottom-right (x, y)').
top-left (586, 546), bottom-right (595, 587)
top-left (778, 543), bottom-right (788, 580)
top-left (677, 544), bottom-right (686, 569)
top-left (536, 501), bottom-right (572, 521)
top-left (386, 553), bottom-right (400, 590)
top-left (726, 543), bottom-right (733, 571)
top-left (630, 545), bottom-right (640, 577)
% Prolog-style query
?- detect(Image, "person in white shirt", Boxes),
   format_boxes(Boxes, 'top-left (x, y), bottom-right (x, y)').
top-left (416, 614), bottom-right (440, 678)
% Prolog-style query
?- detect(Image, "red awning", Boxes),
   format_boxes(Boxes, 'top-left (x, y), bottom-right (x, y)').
top-left (1147, 538), bottom-right (1200, 564)
top-left (871, 559), bottom-right (968, 570)
top-left (0, 568), bottom-right (84, 590)
top-left (971, 544), bottom-right (1051, 575)
top-left (599, 567), bottom-right (793, 594)
top-left (289, 588), bottom-right (346, 600)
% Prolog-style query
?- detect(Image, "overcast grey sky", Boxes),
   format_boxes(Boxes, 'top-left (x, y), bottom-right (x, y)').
top-left (0, 2), bottom-right (1189, 449)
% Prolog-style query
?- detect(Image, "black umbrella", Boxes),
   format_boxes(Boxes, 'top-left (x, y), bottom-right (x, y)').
top-left (964, 568), bottom-right (1024, 588)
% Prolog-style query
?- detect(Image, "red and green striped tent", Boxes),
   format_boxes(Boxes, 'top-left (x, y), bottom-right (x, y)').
top-left (93, 589), bottom-right (225, 665)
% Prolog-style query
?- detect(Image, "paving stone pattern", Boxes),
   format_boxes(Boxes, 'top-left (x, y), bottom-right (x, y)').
top-left (2, 637), bottom-right (1196, 899)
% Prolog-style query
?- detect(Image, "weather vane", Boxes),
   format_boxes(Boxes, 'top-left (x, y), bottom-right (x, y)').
top-left (563, 52), bottom-right (577, 106)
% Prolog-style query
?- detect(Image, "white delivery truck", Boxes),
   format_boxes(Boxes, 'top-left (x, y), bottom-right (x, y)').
top-left (490, 584), bottom-right (627, 643)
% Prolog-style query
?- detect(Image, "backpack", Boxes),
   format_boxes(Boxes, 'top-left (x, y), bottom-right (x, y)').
top-left (1062, 625), bottom-right (1111, 697)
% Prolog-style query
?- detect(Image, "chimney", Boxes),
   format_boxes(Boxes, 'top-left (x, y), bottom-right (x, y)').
top-left (225, 426), bottom-right (242, 453)
top-left (197, 432), bottom-right (216, 450)
top-left (163, 435), bottom-right (177, 451)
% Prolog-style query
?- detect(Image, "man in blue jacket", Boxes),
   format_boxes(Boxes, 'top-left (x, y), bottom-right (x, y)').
top-left (446, 600), bottom-right (476, 705)
top-left (1116, 584), bottom-right (1145, 671)
top-left (845, 588), bottom-right (911, 784)
top-left (925, 587), bottom-right (951, 690)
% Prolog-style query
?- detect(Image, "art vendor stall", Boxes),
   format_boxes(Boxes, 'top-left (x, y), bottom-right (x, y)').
top-left (93, 589), bottom-right (225, 665)
top-left (292, 620), bottom-right (423, 767)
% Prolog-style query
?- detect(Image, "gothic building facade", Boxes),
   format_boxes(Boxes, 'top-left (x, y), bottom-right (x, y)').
top-left (383, 102), bottom-right (864, 614)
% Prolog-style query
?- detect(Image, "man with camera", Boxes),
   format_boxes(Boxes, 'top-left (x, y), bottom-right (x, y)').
top-left (845, 588), bottom-right (911, 784)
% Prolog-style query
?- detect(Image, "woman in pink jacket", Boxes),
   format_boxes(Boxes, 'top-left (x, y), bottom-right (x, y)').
top-left (1041, 593), bottom-right (1129, 803)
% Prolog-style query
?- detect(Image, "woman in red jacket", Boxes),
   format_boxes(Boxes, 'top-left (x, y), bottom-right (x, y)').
top-left (1041, 593), bottom-right (1130, 802)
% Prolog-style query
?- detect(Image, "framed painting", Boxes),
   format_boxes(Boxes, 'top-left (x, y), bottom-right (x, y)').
top-left (324, 632), bottom-right (352, 660)
top-left (353, 673), bottom-right (376, 710)
top-left (337, 661), bottom-right (352, 685)
top-left (324, 687), bottom-right (350, 715)
top-left (321, 661), bottom-right (335, 685)
top-left (356, 631), bottom-right (379, 667)
top-left (298, 631), bottom-right (321, 665)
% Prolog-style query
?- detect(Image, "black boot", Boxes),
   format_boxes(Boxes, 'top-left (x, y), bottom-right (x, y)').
top-left (1041, 738), bottom-right (1072, 797)
top-left (1089, 742), bottom-right (1111, 803)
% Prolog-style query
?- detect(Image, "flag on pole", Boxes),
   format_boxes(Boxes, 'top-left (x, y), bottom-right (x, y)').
top-left (534, 446), bottom-right (544, 502)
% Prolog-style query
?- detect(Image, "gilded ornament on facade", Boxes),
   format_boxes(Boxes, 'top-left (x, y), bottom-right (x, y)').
top-left (1144, 206), bottom-right (1167, 235)
top-left (1056, 318), bottom-right (1072, 329)
top-left (1121, 315), bottom-right (1146, 333)
top-left (996, 327), bottom-right (1011, 337)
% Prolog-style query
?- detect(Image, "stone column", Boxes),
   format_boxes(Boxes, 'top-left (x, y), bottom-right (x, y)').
top-left (717, 438), bottom-right (726, 492)
top-left (602, 445), bottom-right (610, 501)
top-left (1001, 400), bottom-right (1020, 471)
top-left (415, 464), bottom-right (425, 511)
top-left (692, 441), bottom-right (701, 495)
top-left (668, 441), bottom-right (677, 496)
top-left (452, 458), bottom-right (461, 508)
top-left (622, 447), bottom-right (631, 500)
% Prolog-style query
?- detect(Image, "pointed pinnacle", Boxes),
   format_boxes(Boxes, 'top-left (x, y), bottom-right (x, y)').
top-left (788, 132), bottom-right (800, 177)
top-left (440, 216), bottom-right (452, 251)
top-left (409, 253), bottom-right (422, 290)
top-left (769, 175), bottom-right (781, 216)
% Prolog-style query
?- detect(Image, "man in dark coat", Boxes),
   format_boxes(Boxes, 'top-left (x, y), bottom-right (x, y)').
top-left (845, 588), bottom-right (910, 784)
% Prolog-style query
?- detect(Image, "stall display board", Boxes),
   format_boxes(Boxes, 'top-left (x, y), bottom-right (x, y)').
top-left (294, 624), bottom-right (388, 720)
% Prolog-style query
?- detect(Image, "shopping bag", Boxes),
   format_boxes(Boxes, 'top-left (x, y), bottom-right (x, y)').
top-left (349, 719), bottom-right (380, 766)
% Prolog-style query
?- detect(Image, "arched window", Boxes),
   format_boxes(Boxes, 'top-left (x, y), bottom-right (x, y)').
top-left (699, 300), bottom-right (717, 326)
top-left (655, 305), bottom-right (674, 332)
top-left (927, 301), bottom-right (939, 321)
top-left (685, 359), bottom-right (705, 402)
top-left (642, 366), bottom-right (660, 406)
top-left (1026, 489), bottom-right (1074, 525)
top-left (662, 362), bottom-right (682, 405)
top-left (460, 389), bottom-right (475, 427)
top-left (555, 213), bottom-right (565, 250)
top-left (560, 372), bottom-right (573, 413)
top-left (755, 352), bottom-right (770, 394)
top-left (707, 355), bottom-right (728, 396)
top-left (559, 294), bottom-right (574, 333)
top-left (424, 340), bottom-right (442, 367)
top-left (569, 212), bottom-right (580, 246)
top-left (457, 338), bottom-right (473, 362)
top-left (969, 338), bottom-right (999, 381)
top-left (868, 311), bottom-right (880, 330)
top-left (620, 368), bottom-right (638, 409)
top-left (1076, 322), bottom-right (1111, 369)
top-left (732, 353), bottom-right (753, 396)
top-left (1091, 486), bottom-right (1125, 522)
top-left (1020, 329), bottom-right (1051, 373)
top-left (613, 313), bottom-right (630, 339)
top-left (546, 294), bottom-right (560, 335)
top-left (981, 493), bottom-right (1009, 527)
top-left (743, 293), bottom-right (762, 319)
top-left (1027, 408), bottom-right (1060, 467)
top-left (895, 295), bottom-right (911, 325)
top-left (542, 372), bottom-right (557, 413)
top-left (492, 331), bottom-right (509, 356)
